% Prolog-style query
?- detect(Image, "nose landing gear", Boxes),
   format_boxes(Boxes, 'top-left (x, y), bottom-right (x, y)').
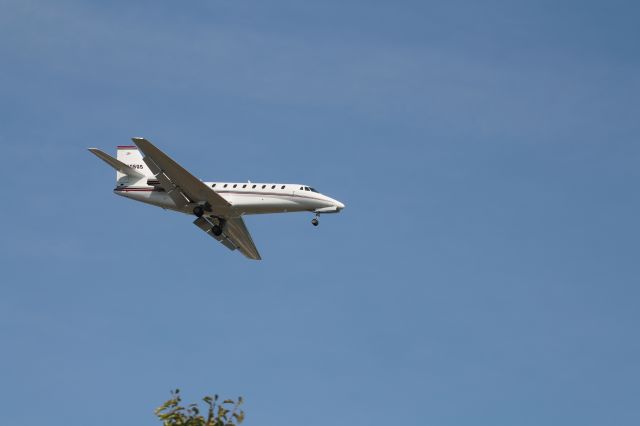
top-left (311, 213), bottom-right (320, 227)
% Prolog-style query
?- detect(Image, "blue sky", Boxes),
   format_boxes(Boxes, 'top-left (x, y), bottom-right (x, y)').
top-left (1, 0), bottom-right (639, 424)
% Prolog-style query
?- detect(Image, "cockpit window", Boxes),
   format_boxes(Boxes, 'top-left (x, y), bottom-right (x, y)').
top-left (304, 187), bottom-right (310, 191)
top-left (309, 187), bottom-right (318, 193)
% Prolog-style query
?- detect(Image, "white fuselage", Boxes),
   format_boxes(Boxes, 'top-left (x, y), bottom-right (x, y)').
top-left (114, 181), bottom-right (345, 217)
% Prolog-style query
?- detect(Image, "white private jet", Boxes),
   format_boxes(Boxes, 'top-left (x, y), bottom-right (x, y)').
top-left (88, 138), bottom-right (345, 260)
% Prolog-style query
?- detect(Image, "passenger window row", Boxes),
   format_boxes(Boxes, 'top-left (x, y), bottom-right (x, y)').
top-left (211, 183), bottom-right (289, 190)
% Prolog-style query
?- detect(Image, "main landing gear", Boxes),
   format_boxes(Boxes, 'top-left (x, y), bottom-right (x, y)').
top-left (209, 217), bottom-right (225, 236)
top-left (193, 202), bottom-right (212, 218)
top-left (311, 213), bottom-right (320, 227)
top-left (193, 205), bottom-right (223, 236)
top-left (193, 205), bottom-right (205, 217)
top-left (211, 223), bottom-right (223, 236)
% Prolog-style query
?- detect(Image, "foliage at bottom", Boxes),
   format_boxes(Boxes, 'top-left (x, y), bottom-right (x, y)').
top-left (155, 389), bottom-right (245, 426)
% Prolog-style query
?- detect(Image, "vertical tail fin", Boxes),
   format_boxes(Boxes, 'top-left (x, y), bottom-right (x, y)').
top-left (115, 145), bottom-right (154, 184)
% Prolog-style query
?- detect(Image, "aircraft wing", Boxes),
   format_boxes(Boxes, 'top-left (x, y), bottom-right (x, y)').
top-left (224, 217), bottom-right (262, 260)
top-left (134, 137), bottom-right (259, 259)
top-left (132, 137), bottom-right (231, 214)
top-left (193, 216), bottom-right (262, 260)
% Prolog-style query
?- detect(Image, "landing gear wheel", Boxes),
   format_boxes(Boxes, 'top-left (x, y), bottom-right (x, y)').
top-left (211, 225), bottom-right (223, 236)
top-left (193, 206), bottom-right (205, 217)
top-left (311, 217), bottom-right (319, 227)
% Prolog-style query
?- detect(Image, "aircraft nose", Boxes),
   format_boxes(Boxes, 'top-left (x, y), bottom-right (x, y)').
top-left (336, 200), bottom-right (345, 210)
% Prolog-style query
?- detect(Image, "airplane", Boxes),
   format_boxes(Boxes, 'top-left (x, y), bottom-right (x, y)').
top-left (88, 137), bottom-right (345, 260)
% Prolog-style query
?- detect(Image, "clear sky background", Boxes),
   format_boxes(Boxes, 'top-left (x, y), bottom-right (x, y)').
top-left (1, 0), bottom-right (639, 425)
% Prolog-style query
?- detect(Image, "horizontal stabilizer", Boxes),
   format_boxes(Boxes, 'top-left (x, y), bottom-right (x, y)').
top-left (88, 148), bottom-right (145, 178)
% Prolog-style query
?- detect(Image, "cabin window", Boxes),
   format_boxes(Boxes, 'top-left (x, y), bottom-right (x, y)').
top-left (233, 184), bottom-right (237, 188)
top-left (281, 185), bottom-right (285, 189)
top-left (211, 183), bottom-right (216, 188)
top-left (262, 185), bottom-right (266, 189)
top-left (242, 184), bottom-right (247, 188)
top-left (252, 184), bottom-right (256, 189)
top-left (224, 184), bottom-right (228, 188)
top-left (271, 185), bottom-right (276, 189)
top-left (299, 186), bottom-right (303, 190)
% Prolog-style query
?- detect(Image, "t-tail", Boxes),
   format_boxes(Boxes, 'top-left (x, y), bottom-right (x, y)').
top-left (88, 145), bottom-right (154, 186)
